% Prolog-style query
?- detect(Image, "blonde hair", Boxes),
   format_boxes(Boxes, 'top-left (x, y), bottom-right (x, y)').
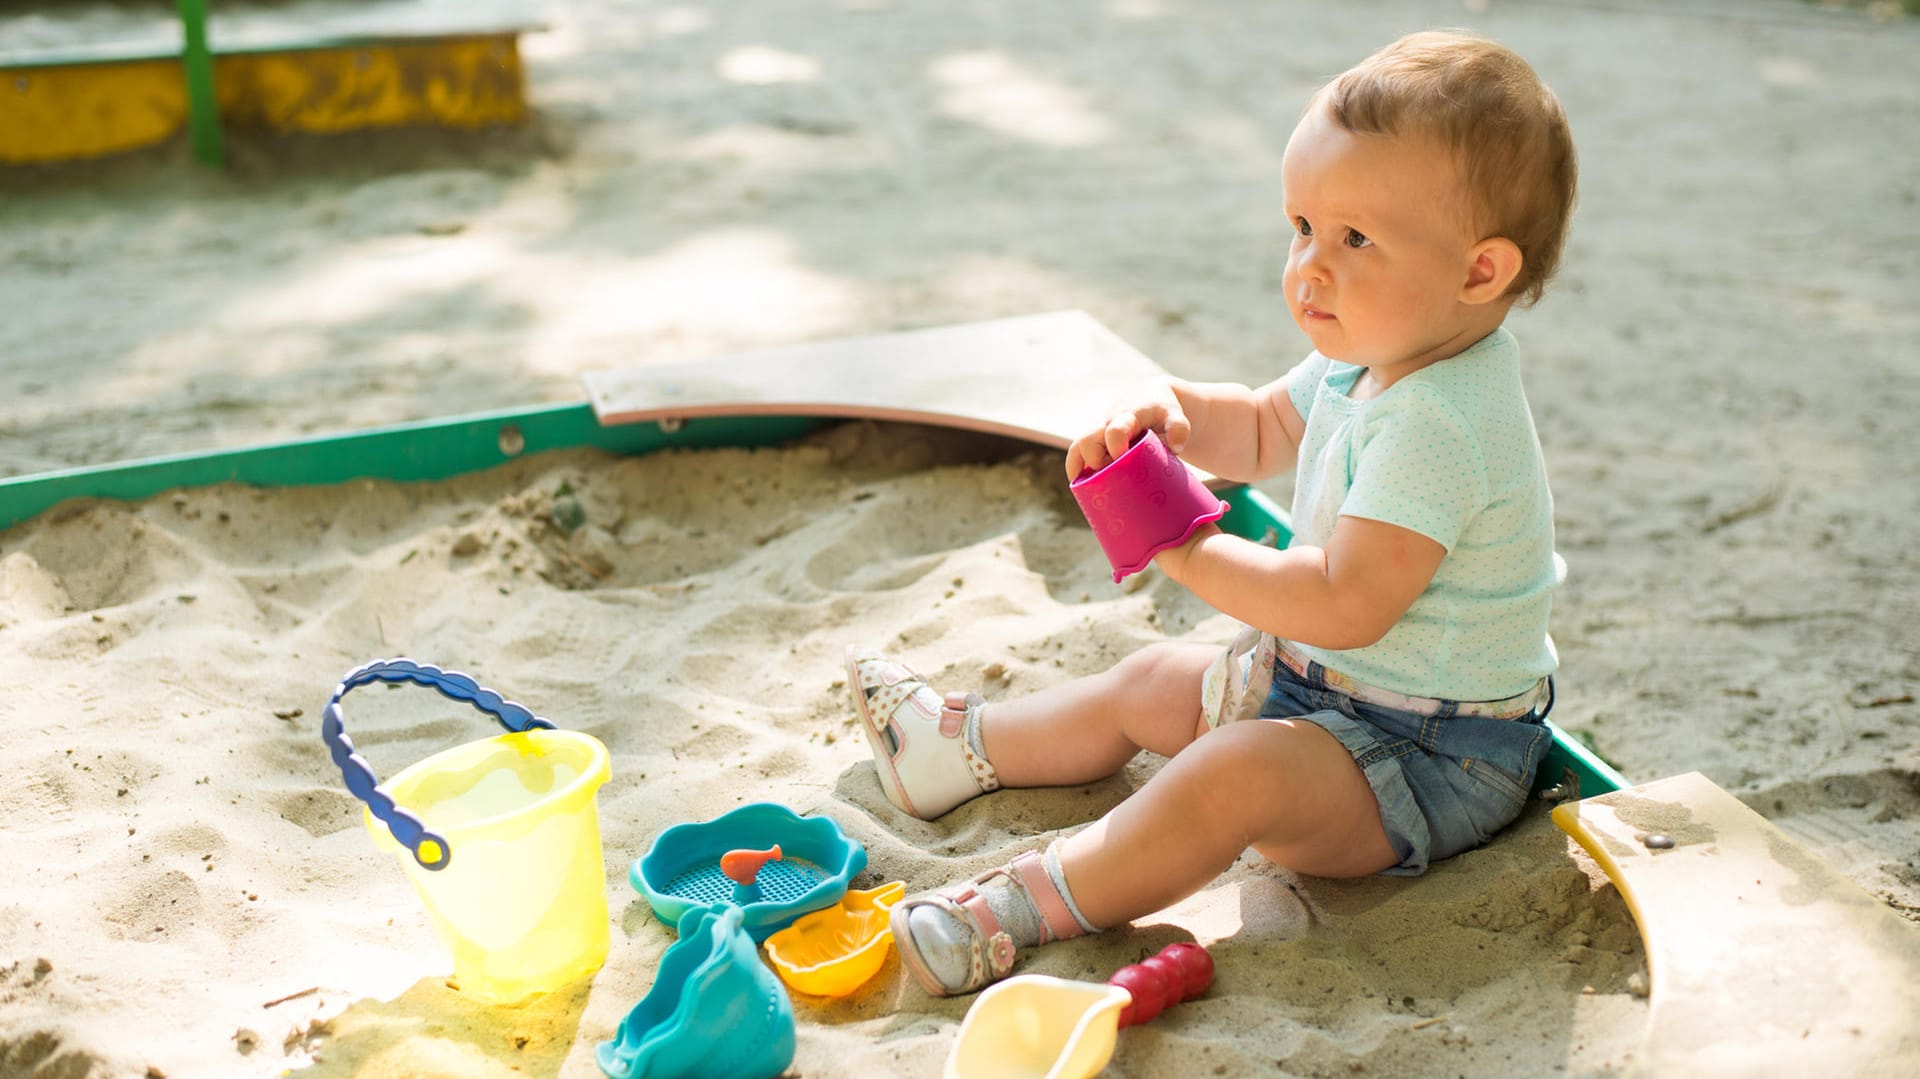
top-left (1311, 30), bottom-right (1578, 306)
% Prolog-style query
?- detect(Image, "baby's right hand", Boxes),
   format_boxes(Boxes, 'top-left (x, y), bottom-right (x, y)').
top-left (1065, 394), bottom-right (1191, 479)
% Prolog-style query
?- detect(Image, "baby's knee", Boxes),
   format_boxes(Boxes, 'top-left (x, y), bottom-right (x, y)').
top-left (1155, 732), bottom-right (1290, 826)
top-left (1112, 640), bottom-right (1215, 686)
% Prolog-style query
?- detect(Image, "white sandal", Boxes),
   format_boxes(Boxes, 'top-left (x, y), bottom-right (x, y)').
top-left (845, 646), bottom-right (998, 819)
top-left (890, 851), bottom-right (1086, 996)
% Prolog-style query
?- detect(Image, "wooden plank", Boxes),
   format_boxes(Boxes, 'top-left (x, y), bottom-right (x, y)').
top-left (0, 406), bottom-right (822, 534)
top-left (216, 35), bottom-right (527, 134)
top-left (1552, 771), bottom-right (1920, 1077)
top-left (1, 35), bottom-right (527, 164)
top-left (0, 58), bottom-right (187, 163)
top-left (583, 310), bottom-right (1178, 454)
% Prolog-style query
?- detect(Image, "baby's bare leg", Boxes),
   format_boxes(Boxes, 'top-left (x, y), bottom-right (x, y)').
top-left (889, 677), bottom-right (1396, 995)
top-left (1058, 717), bottom-right (1397, 928)
top-left (979, 640), bottom-right (1218, 788)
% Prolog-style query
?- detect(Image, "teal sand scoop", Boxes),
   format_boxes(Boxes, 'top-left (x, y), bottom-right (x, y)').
top-left (596, 904), bottom-right (796, 1079)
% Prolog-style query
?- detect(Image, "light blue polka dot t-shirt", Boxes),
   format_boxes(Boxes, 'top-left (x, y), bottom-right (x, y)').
top-left (1283, 327), bottom-right (1561, 701)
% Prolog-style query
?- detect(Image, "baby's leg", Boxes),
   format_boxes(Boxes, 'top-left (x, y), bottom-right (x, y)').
top-left (1055, 716), bottom-right (1397, 928)
top-left (845, 640), bottom-right (1214, 819)
top-left (981, 640), bottom-right (1219, 788)
top-left (893, 713), bottom-right (1396, 995)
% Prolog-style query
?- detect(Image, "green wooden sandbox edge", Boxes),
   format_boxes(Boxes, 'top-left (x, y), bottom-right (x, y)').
top-left (0, 401), bottom-right (1626, 798)
top-left (0, 402), bottom-right (815, 531)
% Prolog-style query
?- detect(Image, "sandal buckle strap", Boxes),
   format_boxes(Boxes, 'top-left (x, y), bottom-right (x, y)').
top-left (1009, 851), bottom-right (1083, 944)
top-left (953, 886), bottom-right (1014, 985)
top-left (939, 692), bottom-right (969, 737)
top-left (945, 692), bottom-right (1000, 794)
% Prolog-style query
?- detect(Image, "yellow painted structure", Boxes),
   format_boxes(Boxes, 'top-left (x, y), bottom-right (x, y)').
top-left (1553, 771), bottom-right (1920, 1076)
top-left (2, 58), bottom-right (188, 164)
top-left (1, 34), bottom-right (528, 165)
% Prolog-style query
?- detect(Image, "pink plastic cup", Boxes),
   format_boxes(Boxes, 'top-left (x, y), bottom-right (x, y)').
top-left (1070, 431), bottom-right (1227, 582)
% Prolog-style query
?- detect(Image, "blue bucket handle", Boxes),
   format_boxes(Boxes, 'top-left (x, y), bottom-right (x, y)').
top-left (322, 658), bottom-right (556, 872)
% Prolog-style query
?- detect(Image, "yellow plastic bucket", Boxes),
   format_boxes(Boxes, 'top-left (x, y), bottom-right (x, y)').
top-left (324, 659), bottom-right (613, 1004)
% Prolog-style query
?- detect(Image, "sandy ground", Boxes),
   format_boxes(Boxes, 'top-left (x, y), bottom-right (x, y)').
top-left (2, 1), bottom-right (1917, 1077)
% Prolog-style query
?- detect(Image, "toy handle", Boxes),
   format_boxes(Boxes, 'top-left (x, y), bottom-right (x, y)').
top-left (321, 658), bottom-right (555, 871)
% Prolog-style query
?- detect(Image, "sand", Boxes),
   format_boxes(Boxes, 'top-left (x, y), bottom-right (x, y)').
top-left (1, 2), bottom-right (1915, 1078)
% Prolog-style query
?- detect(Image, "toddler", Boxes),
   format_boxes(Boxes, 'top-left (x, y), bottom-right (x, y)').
top-left (848, 29), bottom-right (1577, 996)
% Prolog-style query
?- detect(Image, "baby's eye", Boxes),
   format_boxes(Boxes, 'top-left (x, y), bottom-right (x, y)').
top-left (1295, 217), bottom-right (1313, 238)
top-left (1344, 229), bottom-right (1371, 249)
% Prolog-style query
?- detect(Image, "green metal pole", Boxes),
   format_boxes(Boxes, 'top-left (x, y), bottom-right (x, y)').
top-left (177, 0), bottom-right (223, 166)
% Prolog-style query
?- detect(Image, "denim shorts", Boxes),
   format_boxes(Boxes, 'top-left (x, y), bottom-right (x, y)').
top-left (1259, 655), bottom-right (1555, 876)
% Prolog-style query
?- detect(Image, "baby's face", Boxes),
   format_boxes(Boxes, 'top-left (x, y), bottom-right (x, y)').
top-left (1280, 106), bottom-right (1488, 370)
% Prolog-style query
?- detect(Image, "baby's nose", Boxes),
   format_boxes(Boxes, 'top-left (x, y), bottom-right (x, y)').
top-left (1296, 246), bottom-right (1332, 283)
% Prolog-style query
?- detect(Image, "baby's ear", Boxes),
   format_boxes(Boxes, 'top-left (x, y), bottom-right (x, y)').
top-left (1461, 237), bottom-right (1523, 305)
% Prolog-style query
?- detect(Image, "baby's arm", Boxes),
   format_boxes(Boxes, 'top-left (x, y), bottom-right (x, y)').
top-left (1066, 376), bottom-right (1303, 484)
top-left (1154, 514), bottom-right (1444, 650)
